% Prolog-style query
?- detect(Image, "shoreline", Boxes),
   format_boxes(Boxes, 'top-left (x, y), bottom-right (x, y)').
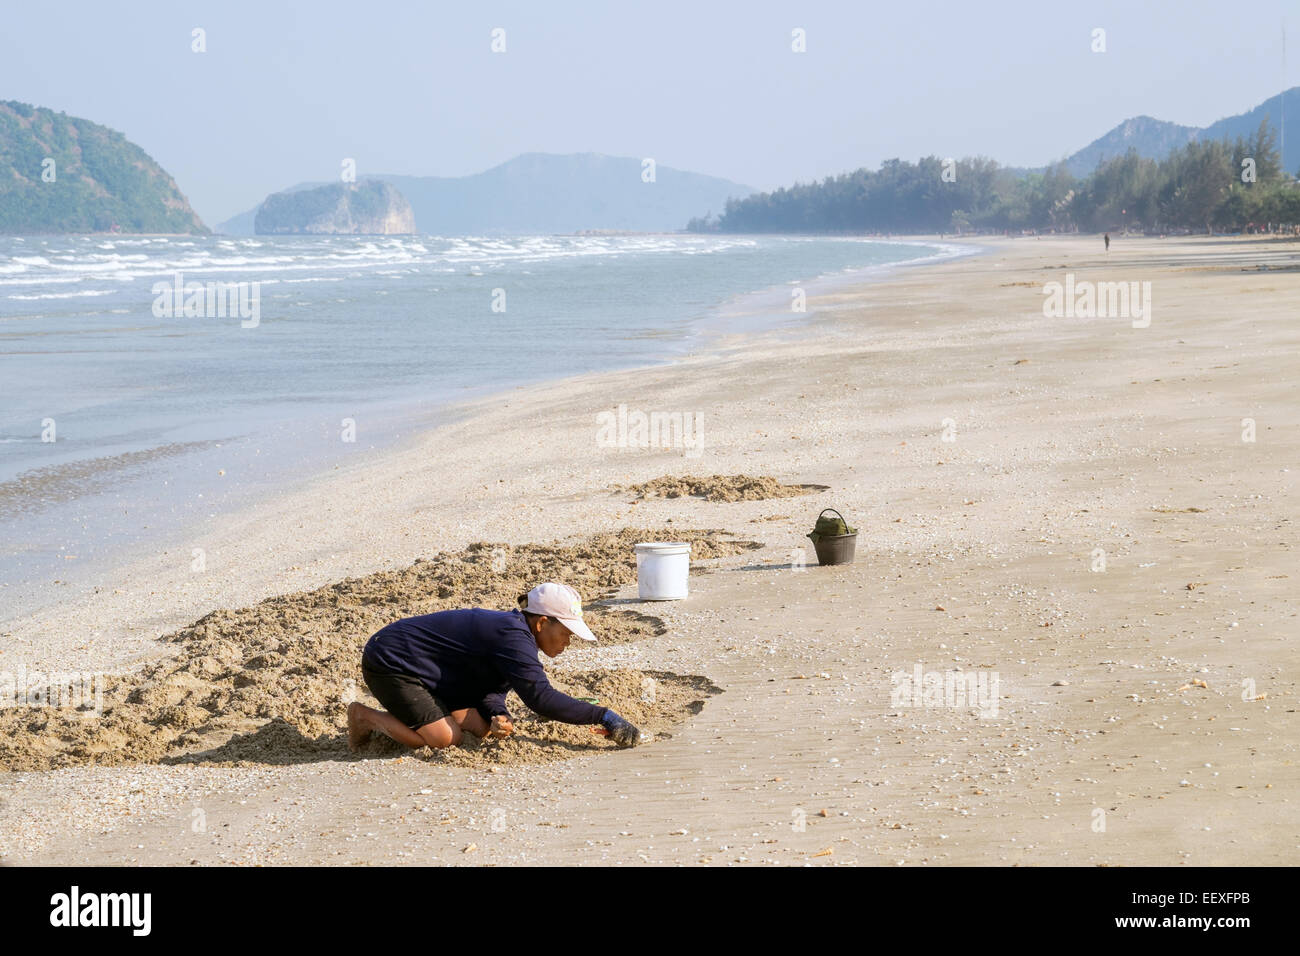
top-left (3, 234), bottom-right (1297, 866)
top-left (0, 237), bottom-right (962, 633)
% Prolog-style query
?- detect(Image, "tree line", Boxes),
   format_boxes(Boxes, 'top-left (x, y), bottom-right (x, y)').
top-left (689, 120), bottom-right (1300, 235)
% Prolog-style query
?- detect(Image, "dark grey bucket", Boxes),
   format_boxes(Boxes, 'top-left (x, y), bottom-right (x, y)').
top-left (808, 508), bottom-right (858, 566)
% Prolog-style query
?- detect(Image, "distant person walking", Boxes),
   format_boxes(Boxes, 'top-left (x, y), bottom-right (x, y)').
top-left (1104, 232), bottom-right (1111, 252)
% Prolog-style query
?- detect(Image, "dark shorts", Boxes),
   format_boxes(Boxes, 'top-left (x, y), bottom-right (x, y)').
top-left (361, 660), bottom-right (449, 730)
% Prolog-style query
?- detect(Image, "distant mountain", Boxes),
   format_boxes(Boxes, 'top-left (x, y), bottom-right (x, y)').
top-left (0, 101), bottom-right (206, 235)
top-left (255, 180), bottom-right (415, 234)
top-left (1063, 116), bottom-right (1201, 177)
top-left (215, 206), bottom-right (257, 236)
top-left (1063, 87), bottom-right (1300, 176)
top-left (1201, 87), bottom-right (1300, 165)
top-left (217, 153), bottom-right (754, 235)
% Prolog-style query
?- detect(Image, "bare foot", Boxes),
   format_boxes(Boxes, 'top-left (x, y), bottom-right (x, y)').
top-left (347, 701), bottom-right (373, 752)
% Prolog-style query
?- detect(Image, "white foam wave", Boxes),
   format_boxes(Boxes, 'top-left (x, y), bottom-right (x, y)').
top-left (8, 289), bottom-right (116, 300)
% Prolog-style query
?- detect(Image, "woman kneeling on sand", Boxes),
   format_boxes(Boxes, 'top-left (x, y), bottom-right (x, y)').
top-left (347, 582), bottom-right (643, 751)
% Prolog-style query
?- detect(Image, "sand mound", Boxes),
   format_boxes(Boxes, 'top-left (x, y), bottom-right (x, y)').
top-left (0, 528), bottom-right (756, 772)
top-left (621, 474), bottom-right (827, 502)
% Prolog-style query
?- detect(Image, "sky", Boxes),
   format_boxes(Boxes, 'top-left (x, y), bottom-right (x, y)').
top-left (1, 0), bottom-right (1296, 225)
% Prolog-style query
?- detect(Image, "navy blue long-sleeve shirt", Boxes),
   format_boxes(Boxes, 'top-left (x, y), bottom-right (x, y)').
top-left (361, 608), bottom-right (606, 726)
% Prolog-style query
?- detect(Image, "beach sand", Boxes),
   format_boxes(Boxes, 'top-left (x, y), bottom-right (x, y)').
top-left (2, 235), bottom-right (1297, 865)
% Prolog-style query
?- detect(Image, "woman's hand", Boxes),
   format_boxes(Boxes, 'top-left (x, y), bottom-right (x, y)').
top-left (488, 715), bottom-right (514, 738)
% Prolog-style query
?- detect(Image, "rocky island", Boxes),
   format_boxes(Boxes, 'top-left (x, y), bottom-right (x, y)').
top-left (253, 180), bottom-right (416, 235)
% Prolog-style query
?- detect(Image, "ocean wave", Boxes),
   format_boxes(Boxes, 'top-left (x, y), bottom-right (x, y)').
top-left (0, 234), bottom-right (827, 293)
top-left (0, 275), bottom-right (93, 287)
top-left (264, 276), bottom-right (347, 285)
top-left (7, 289), bottom-right (116, 300)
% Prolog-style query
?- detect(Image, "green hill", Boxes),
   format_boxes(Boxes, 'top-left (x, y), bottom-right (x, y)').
top-left (0, 101), bottom-right (207, 235)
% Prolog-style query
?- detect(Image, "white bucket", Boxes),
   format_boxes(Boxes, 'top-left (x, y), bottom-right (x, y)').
top-left (635, 541), bottom-right (691, 600)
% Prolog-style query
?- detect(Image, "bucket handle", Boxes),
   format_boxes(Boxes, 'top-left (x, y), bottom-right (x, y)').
top-left (817, 508), bottom-right (847, 525)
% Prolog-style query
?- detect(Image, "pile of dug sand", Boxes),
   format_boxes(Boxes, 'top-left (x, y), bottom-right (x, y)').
top-left (0, 527), bottom-right (757, 772)
top-left (621, 474), bottom-right (826, 503)
top-left (354, 668), bottom-right (722, 767)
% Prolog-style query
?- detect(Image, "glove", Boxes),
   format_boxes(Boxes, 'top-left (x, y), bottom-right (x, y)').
top-left (600, 709), bottom-right (643, 748)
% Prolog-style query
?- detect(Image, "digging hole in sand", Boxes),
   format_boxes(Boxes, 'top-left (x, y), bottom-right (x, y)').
top-left (0, 527), bottom-right (756, 771)
top-left (412, 668), bottom-right (722, 767)
top-left (620, 474), bottom-right (828, 502)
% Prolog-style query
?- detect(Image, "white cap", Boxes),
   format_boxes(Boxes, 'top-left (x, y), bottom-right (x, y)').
top-left (524, 582), bottom-right (598, 642)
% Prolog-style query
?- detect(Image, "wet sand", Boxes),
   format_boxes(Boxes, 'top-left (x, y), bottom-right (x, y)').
top-left (2, 235), bottom-right (1297, 865)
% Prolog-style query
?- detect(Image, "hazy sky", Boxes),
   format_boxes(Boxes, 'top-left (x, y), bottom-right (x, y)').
top-left (2, 0), bottom-right (1295, 224)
